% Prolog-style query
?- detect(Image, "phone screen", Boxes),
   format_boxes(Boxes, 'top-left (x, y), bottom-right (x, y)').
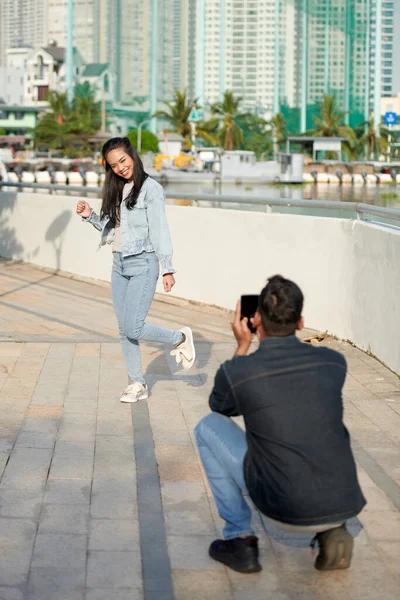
top-left (241, 295), bottom-right (259, 334)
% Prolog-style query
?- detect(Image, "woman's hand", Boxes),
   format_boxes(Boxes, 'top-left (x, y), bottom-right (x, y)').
top-left (76, 200), bottom-right (91, 218)
top-left (163, 273), bottom-right (175, 293)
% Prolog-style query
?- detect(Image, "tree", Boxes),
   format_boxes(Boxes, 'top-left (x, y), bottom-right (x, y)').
top-left (46, 91), bottom-right (69, 125)
top-left (354, 115), bottom-right (389, 160)
top-left (211, 91), bottom-right (248, 150)
top-left (269, 113), bottom-right (289, 157)
top-left (126, 129), bottom-right (159, 154)
top-left (305, 95), bottom-right (356, 144)
top-left (153, 90), bottom-right (218, 147)
top-left (303, 95), bottom-right (357, 159)
top-left (237, 114), bottom-right (273, 158)
top-left (34, 88), bottom-right (101, 154)
top-left (153, 90), bottom-right (193, 137)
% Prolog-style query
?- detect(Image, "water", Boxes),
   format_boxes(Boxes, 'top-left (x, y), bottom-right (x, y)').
top-left (163, 181), bottom-right (400, 209)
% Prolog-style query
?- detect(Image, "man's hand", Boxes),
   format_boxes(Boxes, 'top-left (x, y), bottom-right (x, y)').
top-left (232, 300), bottom-right (254, 356)
top-left (163, 273), bottom-right (175, 293)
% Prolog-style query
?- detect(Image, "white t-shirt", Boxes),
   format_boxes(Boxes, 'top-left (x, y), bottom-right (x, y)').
top-left (113, 181), bottom-right (134, 253)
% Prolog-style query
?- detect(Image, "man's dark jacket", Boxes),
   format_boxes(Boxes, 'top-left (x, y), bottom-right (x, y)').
top-left (209, 335), bottom-right (366, 525)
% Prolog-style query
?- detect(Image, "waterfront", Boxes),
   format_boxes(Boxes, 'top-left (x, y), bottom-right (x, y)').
top-left (162, 180), bottom-right (400, 209)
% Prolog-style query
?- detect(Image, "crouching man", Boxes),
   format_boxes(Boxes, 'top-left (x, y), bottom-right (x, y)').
top-left (195, 275), bottom-right (365, 573)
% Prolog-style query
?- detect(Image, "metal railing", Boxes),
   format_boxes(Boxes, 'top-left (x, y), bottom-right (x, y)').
top-left (1, 180), bottom-right (400, 226)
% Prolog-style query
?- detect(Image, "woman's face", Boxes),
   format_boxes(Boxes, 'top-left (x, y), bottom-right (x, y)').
top-left (106, 148), bottom-right (134, 180)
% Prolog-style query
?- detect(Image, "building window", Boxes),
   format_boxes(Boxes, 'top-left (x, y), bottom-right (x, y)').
top-left (15, 112), bottom-right (24, 120)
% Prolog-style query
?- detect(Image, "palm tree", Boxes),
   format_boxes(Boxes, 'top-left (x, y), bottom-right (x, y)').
top-left (303, 95), bottom-right (357, 159)
top-left (45, 91), bottom-right (69, 125)
top-left (306, 95), bottom-right (356, 144)
top-left (269, 113), bottom-right (289, 156)
top-left (211, 91), bottom-right (248, 150)
top-left (154, 90), bottom-right (218, 147)
top-left (153, 90), bottom-right (194, 138)
top-left (34, 112), bottom-right (69, 149)
top-left (71, 82), bottom-right (101, 133)
top-left (354, 115), bottom-right (388, 160)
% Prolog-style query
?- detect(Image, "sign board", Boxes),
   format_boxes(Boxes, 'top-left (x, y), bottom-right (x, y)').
top-left (189, 107), bottom-right (203, 122)
top-left (384, 112), bottom-right (397, 125)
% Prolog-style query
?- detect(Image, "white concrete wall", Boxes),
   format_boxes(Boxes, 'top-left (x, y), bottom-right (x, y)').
top-left (1, 190), bottom-right (399, 374)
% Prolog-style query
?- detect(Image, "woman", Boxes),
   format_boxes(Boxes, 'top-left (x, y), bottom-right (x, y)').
top-left (76, 137), bottom-right (195, 402)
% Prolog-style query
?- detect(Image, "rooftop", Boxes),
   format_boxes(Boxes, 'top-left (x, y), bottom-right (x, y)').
top-left (81, 63), bottom-right (108, 77)
top-left (0, 258), bottom-right (399, 599)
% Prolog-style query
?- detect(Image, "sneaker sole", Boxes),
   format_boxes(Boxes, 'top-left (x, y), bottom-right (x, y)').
top-left (180, 327), bottom-right (195, 370)
top-left (209, 548), bottom-right (262, 574)
top-left (315, 535), bottom-right (353, 571)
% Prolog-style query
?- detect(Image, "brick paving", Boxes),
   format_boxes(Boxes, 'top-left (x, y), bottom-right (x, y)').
top-left (0, 258), bottom-right (399, 600)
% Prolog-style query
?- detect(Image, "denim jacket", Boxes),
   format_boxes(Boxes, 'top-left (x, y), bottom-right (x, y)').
top-left (210, 336), bottom-right (366, 525)
top-left (84, 177), bottom-right (175, 275)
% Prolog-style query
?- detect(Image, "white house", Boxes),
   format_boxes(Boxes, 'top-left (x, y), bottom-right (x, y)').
top-left (79, 63), bottom-right (116, 105)
top-left (24, 43), bottom-right (84, 106)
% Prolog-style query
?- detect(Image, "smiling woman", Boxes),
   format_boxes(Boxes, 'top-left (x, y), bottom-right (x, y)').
top-left (75, 136), bottom-right (196, 403)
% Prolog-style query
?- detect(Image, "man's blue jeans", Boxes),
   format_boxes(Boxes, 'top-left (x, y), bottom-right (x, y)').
top-left (194, 412), bottom-right (254, 540)
top-left (111, 251), bottom-right (182, 384)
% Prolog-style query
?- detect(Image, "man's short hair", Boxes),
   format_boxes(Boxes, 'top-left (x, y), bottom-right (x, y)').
top-left (259, 275), bottom-right (304, 335)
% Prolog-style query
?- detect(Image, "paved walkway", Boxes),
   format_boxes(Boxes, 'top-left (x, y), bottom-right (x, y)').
top-left (0, 258), bottom-right (399, 600)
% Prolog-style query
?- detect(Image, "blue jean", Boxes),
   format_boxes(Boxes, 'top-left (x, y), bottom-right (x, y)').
top-left (194, 412), bottom-right (254, 540)
top-left (111, 251), bottom-right (182, 384)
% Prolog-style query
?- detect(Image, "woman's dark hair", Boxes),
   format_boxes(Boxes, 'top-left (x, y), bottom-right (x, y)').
top-left (258, 275), bottom-right (304, 335)
top-left (100, 137), bottom-right (148, 222)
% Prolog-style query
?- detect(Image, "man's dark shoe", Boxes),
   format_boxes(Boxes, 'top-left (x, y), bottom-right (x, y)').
top-left (311, 524), bottom-right (354, 571)
top-left (209, 536), bottom-right (262, 573)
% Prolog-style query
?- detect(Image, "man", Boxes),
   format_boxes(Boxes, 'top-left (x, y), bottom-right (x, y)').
top-left (195, 275), bottom-right (365, 574)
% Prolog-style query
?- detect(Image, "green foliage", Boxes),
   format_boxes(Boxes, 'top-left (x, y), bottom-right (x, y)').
top-left (34, 88), bottom-right (101, 154)
top-left (126, 129), bottom-right (159, 154)
top-left (303, 95), bottom-right (356, 158)
top-left (154, 90), bottom-right (218, 147)
top-left (211, 91), bottom-right (248, 150)
top-left (237, 114), bottom-right (273, 158)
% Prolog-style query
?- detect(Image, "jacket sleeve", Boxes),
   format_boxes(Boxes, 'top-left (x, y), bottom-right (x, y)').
top-left (209, 362), bottom-right (241, 417)
top-left (82, 209), bottom-right (107, 232)
top-left (146, 183), bottom-right (176, 275)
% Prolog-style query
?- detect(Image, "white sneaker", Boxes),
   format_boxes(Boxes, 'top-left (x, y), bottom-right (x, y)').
top-left (120, 382), bottom-right (149, 403)
top-left (170, 327), bottom-right (196, 370)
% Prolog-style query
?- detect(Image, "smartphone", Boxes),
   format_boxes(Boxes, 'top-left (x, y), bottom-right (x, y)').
top-left (241, 295), bottom-right (259, 333)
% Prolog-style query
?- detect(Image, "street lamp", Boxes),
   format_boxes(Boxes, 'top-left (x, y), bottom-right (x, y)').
top-left (137, 119), bottom-right (151, 153)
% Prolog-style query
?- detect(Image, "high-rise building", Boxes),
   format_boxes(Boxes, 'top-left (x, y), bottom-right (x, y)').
top-left (0, 0), bottom-right (48, 66)
top-left (193, 0), bottom-right (280, 114)
top-left (369, 0), bottom-right (395, 103)
top-left (47, 0), bottom-right (96, 63)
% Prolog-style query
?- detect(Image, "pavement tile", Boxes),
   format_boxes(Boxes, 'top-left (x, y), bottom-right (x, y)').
top-left (31, 534), bottom-right (87, 569)
top-left (0, 519), bottom-right (36, 586)
top-left (0, 588), bottom-right (24, 600)
top-left (86, 551), bottom-right (142, 588)
top-left (89, 519), bottom-right (140, 551)
top-left (0, 489), bottom-right (43, 519)
top-left (155, 445), bottom-right (202, 482)
top-left (161, 482), bottom-right (216, 536)
top-left (0, 448), bottom-right (52, 491)
top-left (13, 432), bottom-right (56, 449)
top-left (172, 570), bottom-right (232, 600)
top-left (86, 590), bottom-right (143, 600)
top-left (26, 567), bottom-right (85, 600)
top-left (167, 535), bottom-right (224, 571)
top-left (43, 479), bottom-right (91, 505)
top-left (38, 504), bottom-right (90, 535)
